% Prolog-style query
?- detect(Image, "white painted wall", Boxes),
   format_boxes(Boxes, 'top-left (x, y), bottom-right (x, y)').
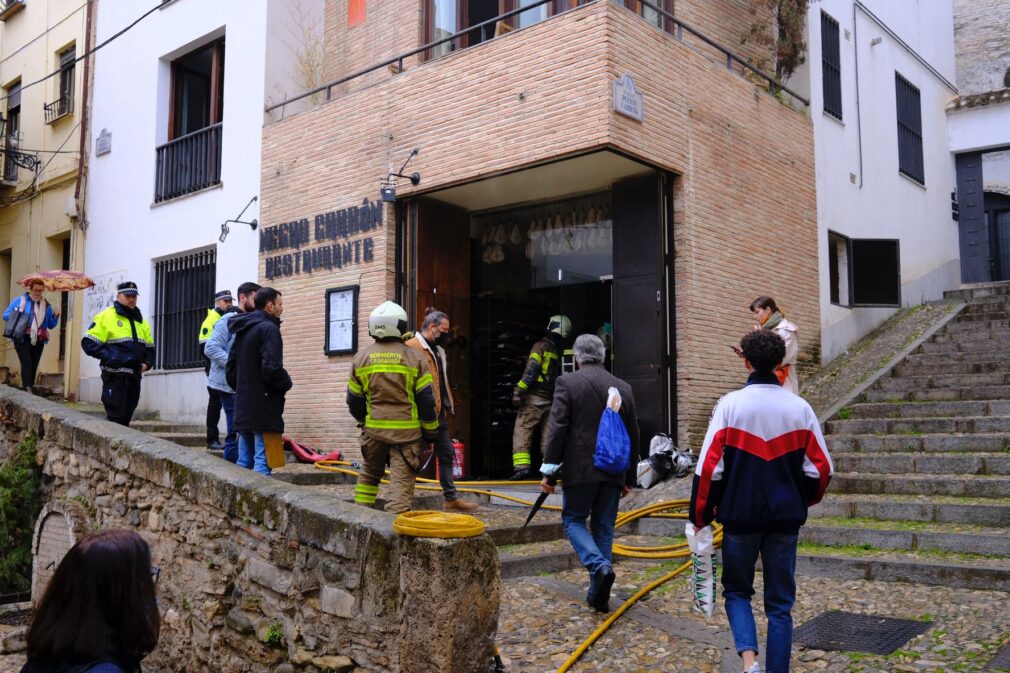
top-left (83, 1), bottom-right (273, 423)
top-left (984, 151), bottom-right (1010, 193)
top-left (948, 104), bottom-right (1010, 154)
top-left (790, 0), bottom-right (960, 363)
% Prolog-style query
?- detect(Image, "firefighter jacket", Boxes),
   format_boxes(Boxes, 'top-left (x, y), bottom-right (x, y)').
top-left (346, 339), bottom-right (439, 445)
top-left (404, 332), bottom-right (454, 417)
top-left (198, 307), bottom-right (227, 344)
top-left (82, 302), bottom-right (155, 375)
top-left (516, 333), bottom-right (563, 400)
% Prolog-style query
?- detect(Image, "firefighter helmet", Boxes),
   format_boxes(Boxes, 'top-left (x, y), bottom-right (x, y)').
top-left (547, 314), bottom-right (572, 338)
top-left (369, 301), bottom-right (408, 340)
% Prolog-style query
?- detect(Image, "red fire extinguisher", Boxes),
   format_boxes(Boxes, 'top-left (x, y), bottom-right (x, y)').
top-left (436, 439), bottom-right (466, 480)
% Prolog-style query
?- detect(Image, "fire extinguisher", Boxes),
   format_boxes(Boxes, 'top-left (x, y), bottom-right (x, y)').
top-left (436, 439), bottom-right (466, 480)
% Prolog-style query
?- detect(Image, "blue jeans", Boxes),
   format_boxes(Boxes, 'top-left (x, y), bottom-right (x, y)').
top-left (219, 392), bottom-right (237, 463)
top-left (238, 431), bottom-right (270, 475)
top-left (561, 481), bottom-right (622, 575)
top-left (721, 531), bottom-right (798, 673)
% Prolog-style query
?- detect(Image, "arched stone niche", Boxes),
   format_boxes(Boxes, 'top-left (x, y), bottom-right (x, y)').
top-left (31, 500), bottom-right (90, 607)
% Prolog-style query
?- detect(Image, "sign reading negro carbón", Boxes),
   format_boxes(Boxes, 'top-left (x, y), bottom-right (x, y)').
top-left (261, 198), bottom-right (383, 280)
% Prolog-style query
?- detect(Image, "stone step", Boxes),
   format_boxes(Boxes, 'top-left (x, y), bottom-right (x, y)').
top-left (831, 473), bottom-right (1010, 498)
top-left (957, 303), bottom-right (1010, 318)
top-left (944, 283), bottom-right (1010, 300)
top-left (796, 545), bottom-right (1010, 591)
top-left (130, 420), bottom-right (207, 435)
top-left (861, 384), bottom-right (1010, 402)
top-left (826, 415), bottom-right (1010, 435)
top-left (874, 371), bottom-right (1010, 392)
top-left (845, 399), bottom-right (1010, 419)
top-left (930, 328), bottom-right (1010, 343)
top-left (942, 319), bottom-right (1010, 333)
top-left (892, 359), bottom-right (1007, 376)
top-left (69, 403), bottom-right (159, 421)
top-left (828, 432), bottom-right (1010, 453)
top-left (811, 493), bottom-right (1010, 527)
top-left (150, 432), bottom-right (207, 448)
top-left (36, 372), bottom-right (63, 387)
top-left (833, 452), bottom-right (1010, 476)
top-left (918, 338), bottom-right (1010, 353)
top-left (902, 349), bottom-right (1010, 365)
top-left (801, 520), bottom-right (1010, 556)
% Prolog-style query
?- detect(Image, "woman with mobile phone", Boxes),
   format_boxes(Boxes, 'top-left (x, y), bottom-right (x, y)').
top-left (748, 296), bottom-right (799, 395)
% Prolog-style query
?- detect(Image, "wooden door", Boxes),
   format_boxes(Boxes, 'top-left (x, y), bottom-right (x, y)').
top-left (415, 199), bottom-right (472, 464)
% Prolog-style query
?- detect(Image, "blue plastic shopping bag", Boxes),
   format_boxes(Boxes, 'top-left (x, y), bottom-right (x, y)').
top-left (595, 387), bottom-right (631, 475)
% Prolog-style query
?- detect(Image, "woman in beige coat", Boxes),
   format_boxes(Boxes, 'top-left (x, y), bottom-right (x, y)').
top-left (749, 296), bottom-right (799, 394)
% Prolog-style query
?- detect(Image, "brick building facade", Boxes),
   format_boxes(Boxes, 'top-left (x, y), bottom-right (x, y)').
top-left (260, 0), bottom-right (817, 471)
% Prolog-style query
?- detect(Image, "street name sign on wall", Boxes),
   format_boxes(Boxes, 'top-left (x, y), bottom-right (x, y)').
top-left (613, 74), bottom-right (644, 122)
top-left (96, 129), bottom-right (112, 156)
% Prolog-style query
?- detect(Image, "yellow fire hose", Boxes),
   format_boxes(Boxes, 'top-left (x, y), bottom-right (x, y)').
top-left (313, 459), bottom-right (721, 672)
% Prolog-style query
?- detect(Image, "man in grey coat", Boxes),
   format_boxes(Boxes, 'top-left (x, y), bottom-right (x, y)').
top-left (540, 334), bottom-right (640, 613)
top-left (203, 281), bottom-right (260, 463)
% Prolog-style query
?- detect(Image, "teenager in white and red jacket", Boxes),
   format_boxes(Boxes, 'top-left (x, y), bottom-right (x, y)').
top-left (689, 329), bottom-right (832, 673)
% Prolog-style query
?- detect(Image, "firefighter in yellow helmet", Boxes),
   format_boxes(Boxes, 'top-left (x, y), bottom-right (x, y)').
top-left (511, 314), bottom-right (571, 480)
top-left (347, 301), bottom-right (439, 513)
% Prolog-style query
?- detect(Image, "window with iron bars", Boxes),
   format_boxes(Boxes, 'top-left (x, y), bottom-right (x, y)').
top-left (153, 249), bottom-right (216, 369)
top-left (821, 11), bottom-right (841, 120)
top-left (895, 72), bottom-right (924, 184)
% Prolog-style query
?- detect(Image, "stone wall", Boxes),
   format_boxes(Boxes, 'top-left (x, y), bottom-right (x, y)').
top-left (953, 0), bottom-right (1010, 95)
top-left (0, 388), bottom-right (499, 673)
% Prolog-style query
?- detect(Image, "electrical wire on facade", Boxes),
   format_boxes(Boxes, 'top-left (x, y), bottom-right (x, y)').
top-left (0, 121), bottom-right (81, 208)
top-left (0, 2), bottom-right (162, 104)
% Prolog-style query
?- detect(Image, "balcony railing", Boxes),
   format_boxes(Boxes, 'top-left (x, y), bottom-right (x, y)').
top-left (265, 0), bottom-right (808, 119)
top-left (154, 122), bottom-right (222, 203)
top-left (2, 137), bottom-right (20, 184)
top-left (0, 0), bottom-right (26, 21)
top-left (44, 95), bottom-right (73, 123)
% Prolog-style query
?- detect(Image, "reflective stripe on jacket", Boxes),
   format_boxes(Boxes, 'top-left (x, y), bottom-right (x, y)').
top-left (82, 303), bottom-right (155, 374)
top-left (517, 336), bottom-right (561, 398)
top-left (347, 340), bottom-right (438, 444)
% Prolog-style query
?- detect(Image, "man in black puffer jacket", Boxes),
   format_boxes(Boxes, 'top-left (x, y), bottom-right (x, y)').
top-left (227, 287), bottom-right (292, 475)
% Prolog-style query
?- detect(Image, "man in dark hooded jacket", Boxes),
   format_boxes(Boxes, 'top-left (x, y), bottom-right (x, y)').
top-left (227, 287), bottom-right (292, 475)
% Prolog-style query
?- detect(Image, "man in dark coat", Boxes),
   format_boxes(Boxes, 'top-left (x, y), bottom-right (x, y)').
top-left (227, 287), bottom-right (292, 475)
top-left (540, 333), bottom-right (640, 613)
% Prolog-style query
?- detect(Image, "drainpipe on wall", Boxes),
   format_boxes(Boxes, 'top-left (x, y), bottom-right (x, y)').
top-left (853, 1), bottom-right (863, 189)
top-left (67, 0), bottom-right (95, 400)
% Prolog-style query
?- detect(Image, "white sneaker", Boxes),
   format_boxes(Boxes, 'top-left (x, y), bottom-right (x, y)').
top-left (743, 664), bottom-right (761, 673)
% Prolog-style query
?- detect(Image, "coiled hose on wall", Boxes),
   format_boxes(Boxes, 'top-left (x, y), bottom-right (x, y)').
top-left (313, 459), bottom-right (722, 672)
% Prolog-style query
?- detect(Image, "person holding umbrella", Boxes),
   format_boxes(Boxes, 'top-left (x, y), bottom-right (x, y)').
top-left (3, 278), bottom-right (60, 393)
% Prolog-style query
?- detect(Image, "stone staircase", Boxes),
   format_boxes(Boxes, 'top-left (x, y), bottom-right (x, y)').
top-left (800, 282), bottom-right (1010, 589)
top-left (73, 404), bottom-right (207, 447)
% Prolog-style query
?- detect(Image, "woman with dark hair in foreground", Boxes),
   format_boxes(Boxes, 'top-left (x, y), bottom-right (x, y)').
top-left (21, 529), bottom-right (161, 673)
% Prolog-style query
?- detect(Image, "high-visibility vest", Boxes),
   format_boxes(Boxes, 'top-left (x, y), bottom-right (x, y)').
top-left (198, 308), bottom-right (221, 344)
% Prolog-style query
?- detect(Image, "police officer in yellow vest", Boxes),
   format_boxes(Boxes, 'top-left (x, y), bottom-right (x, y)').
top-left (511, 314), bottom-right (570, 480)
top-left (347, 301), bottom-right (439, 514)
top-left (82, 282), bottom-right (155, 426)
top-left (199, 290), bottom-right (234, 449)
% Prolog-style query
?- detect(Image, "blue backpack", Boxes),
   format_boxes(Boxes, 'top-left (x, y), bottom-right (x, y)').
top-left (594, 386), bottom-right (631, 475)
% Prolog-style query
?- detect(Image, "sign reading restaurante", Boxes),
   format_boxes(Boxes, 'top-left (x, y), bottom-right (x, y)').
top-left (261, 198), bottom-right (382, 280)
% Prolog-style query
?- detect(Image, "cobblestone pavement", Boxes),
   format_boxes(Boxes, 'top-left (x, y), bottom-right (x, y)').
top-left (496, 557), bottom-right (1010, 673)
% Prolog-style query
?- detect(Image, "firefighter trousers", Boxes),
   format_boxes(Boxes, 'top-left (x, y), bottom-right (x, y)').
top-left (512, 397), bottom-right (552, 470)
top-left (355, 433), bottom-right (422, 514)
